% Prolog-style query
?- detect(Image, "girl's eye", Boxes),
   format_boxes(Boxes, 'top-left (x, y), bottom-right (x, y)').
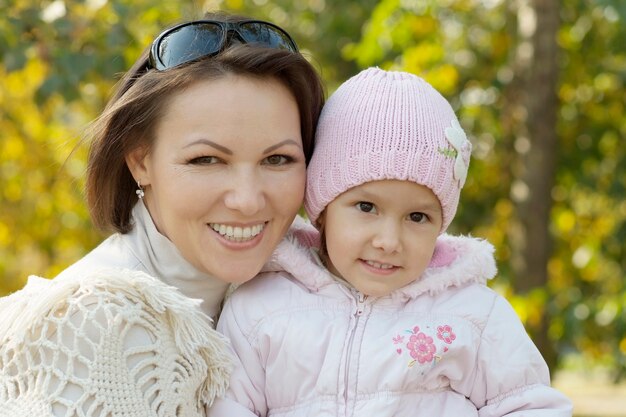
top-left (263, 155), bottom-right (292, 166)
top-left (189, 156), bottom-right (220, 165)
top-left (356, 202), bottom-right (376, 213)
top-left (409, 212), bottom-right (427, 223)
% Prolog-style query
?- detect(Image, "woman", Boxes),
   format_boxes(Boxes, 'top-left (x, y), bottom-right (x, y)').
top-left (0, 12), bottom-right (324, 417)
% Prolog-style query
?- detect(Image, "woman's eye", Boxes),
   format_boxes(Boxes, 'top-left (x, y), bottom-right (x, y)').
top-left (189, 156), bottom-right (220, 165)
top-left (356, 202), bottom-right (376, 213)
top-left (263, 155), bottom-right (292, 166)
top-left (409, 212), bottom-right (427, 223)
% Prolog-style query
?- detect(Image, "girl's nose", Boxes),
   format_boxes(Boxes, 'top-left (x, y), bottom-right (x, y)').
top-left (223, 170), bottom-right (266, 216)
top-left (371, 220), bottom-right (402, 253)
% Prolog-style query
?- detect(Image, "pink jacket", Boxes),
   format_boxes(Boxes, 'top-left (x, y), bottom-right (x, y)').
top-left (209, 232), bottom-right (572, 417)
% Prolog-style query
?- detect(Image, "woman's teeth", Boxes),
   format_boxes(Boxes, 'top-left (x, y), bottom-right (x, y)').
top-left (209, 223), bottom-right (264, 241)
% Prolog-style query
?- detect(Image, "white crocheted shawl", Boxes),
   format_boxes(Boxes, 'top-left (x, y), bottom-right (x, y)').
top-left (0, 269), bottom-right (233, 417)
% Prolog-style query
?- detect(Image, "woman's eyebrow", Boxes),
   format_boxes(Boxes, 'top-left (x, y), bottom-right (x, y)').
top-left (184, 139), bottom-right (233, 155)
top-left (263, 139), bottom-right (301, 155)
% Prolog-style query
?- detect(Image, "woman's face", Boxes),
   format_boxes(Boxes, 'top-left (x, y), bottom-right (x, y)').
top-left (127, 75), bottom-right (305, 283)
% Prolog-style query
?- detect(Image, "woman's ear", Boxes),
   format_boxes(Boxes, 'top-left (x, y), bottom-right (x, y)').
top-left (125, 146), bottom-right (151, 186)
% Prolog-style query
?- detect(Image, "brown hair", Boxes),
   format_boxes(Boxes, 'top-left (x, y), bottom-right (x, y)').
top-left (316, 210), bottom-right (328, 258)
top-left (85, 17), bottom-right (325, 234)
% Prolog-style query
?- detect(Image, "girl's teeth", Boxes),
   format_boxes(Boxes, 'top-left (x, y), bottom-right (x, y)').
top-left (209, 223), bottom-right (264, 242)
top-left (366, 260), bottom-right (394, 269)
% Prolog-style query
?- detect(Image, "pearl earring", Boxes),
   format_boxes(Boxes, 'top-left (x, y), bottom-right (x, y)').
top-left (136, 181), bottom-right (145, 199)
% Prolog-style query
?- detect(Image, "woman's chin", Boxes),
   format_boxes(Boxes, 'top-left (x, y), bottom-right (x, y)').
top-left (211, 260), bottom-right (266, 285)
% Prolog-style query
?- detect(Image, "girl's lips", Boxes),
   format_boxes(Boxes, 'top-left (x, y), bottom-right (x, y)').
top-left (359, 259), bottom-right (399, 275)
top-left (364, 259), bottom-right (395, 269)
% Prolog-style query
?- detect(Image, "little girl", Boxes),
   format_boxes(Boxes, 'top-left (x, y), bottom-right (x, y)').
top-left (209, 68), bottom-right (572, 416)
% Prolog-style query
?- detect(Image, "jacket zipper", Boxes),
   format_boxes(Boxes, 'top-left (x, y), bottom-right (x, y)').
top-left (343, 291), bottom-right (367, 415)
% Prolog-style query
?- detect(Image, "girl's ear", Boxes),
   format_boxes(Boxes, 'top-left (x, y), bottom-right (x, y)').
top-left (125, 146), bottom-right (151, 186)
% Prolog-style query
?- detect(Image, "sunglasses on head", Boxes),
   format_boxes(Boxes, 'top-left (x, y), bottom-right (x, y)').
top-left (147, 19), bottom-right (299, 71)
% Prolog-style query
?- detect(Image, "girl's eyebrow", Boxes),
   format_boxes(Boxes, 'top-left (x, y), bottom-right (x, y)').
top-left (263, 139), bottom-right (302, 155)
top-left (416, 201), bottom-right (442, 213)
top-left (184, 139), bottom-right (233, 155)
top-left (355, 189), bottom-right (442, 213)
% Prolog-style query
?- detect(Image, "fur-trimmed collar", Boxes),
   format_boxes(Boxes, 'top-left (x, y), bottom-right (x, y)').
top-left (264, 228), bottom-right (497, 301)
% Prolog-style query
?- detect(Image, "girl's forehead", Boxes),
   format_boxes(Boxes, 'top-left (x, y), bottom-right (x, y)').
top-left (341, 180), bottom-right (438, 199)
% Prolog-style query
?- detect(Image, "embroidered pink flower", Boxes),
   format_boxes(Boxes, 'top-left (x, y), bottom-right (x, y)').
top-left (392, 335), bottom-right (404, 344)
top-left (437, 325), bottom-right (456, 344)
top-left (406, 332), bottom-right (436, 364)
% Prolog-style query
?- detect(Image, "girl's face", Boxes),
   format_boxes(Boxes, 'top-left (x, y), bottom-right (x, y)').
top-left (322, 180), bottom-right (442, 297)
top-left (127, 75), bottom-right (305, 283)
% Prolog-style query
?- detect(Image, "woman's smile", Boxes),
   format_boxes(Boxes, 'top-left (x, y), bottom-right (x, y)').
top-left (209, 222), bottom-right (266, 242)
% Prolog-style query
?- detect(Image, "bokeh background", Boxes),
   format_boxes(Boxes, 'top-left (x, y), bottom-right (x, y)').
top-left (1, 0), bottom-right (625, 414)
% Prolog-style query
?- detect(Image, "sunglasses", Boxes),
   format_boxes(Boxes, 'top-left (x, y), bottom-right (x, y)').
top-left (148, 19), bottom-right (299, 71)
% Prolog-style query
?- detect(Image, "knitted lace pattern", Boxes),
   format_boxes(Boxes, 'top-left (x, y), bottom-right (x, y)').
top-left (0, 269), bottom-right (233, 417)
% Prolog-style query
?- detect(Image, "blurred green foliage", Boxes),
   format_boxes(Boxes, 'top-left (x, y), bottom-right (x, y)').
top-left (1, 0), bottom-right (624, 379)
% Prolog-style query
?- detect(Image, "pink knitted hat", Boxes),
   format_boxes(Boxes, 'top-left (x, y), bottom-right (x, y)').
top-left (305, 67), bottom-right (471, 232)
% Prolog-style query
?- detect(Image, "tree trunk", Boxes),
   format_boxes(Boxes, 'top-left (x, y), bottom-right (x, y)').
top-left (514, 0), bottom-right (560, 369)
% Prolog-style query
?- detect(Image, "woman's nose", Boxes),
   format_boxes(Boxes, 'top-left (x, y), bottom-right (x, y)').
top-left (223, 169), bottom-right (266, 216)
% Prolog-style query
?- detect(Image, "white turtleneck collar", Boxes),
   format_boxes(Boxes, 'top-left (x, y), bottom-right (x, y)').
top-left (128, 201), bottom-right (230, 320)
top-left (56, 201), bottom-right (230, 321)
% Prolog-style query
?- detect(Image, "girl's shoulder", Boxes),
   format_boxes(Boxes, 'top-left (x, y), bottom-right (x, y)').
top-left (260, 226), bottom-right (335, 291)
top-left (393, 234), bottom-right (498, 301)
top-left (223, 268), bottom-right (319, 323)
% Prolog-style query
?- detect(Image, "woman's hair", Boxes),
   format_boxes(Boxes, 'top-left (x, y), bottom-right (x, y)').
top-left (85, 16), bottom-right (325, 234)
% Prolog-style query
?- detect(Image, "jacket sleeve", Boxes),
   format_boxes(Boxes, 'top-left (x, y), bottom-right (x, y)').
top-left (208, 397), bottom-right (259, 417)
top-left (468, 296), bottom-right (573, 417)
top-left (208, 296), bottom-right (268, 417)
